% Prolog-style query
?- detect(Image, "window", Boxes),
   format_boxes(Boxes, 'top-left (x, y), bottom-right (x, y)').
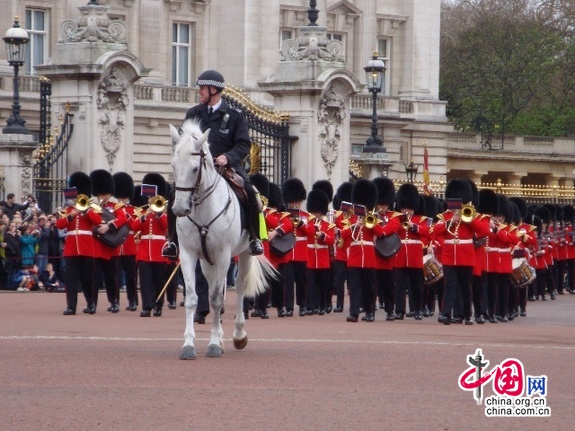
top-left (280, 29), bottom-right (294, 48)
top-left (172, 23), bottom-right (191, 86)
top-left (377, 38), bottom-right (391, 95)
top-left (25, 8), bottom-right (47, 75)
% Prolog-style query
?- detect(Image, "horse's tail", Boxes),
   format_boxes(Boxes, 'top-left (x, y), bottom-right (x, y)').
top-left (244, 255), bottom-right (279, 298)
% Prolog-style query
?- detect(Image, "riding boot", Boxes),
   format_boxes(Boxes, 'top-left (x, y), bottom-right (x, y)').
top-left (246, 185), bottom-right (264, 256)
top-left (162, 193), bottom-right (180, 260)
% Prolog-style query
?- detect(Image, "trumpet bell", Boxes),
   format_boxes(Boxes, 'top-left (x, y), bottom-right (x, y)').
top-left (365, 212), bottom-right (378, 229)
top-left (74, 194), bottom-right (91, 212)
top-left (461, 203), bottom-right (476, 223)
top-left (149, 195), bottom-right (167, 213)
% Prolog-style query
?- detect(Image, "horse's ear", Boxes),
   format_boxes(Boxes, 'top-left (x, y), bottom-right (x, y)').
top-left (169, 124), bottom-right (180, 142)
top-left (197, 129), bottom-right (210, 146)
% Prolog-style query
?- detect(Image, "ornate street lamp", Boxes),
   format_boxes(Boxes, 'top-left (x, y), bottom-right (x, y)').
top-left (3, 17), bottom-right (30, 134)
top-left (363, 51), bottom-right (386, 153)
top-left (405, 160), bottom-right (419, 183)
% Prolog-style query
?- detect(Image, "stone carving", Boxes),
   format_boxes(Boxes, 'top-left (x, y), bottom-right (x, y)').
top-left (97, 67), bottom-right (129, 168)
top-left (60, 3), bottom-right (127, 44)
top-left (318, 85), bottom-right (346, 179)
top-left (281, 32), bottom-right (344, 62)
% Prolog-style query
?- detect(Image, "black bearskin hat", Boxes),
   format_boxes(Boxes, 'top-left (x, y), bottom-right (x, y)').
top-left (543, 204), bottom-right (556, 221)
top-left (496, 194), bottom-right (509, 219)
top-left (268, 183), bottom-right (284, 211)
top-left (68, 172), bottom-right (91, 197)
top-left (282, 178), bottom-right (307, 204)
top-left (445, 179), bottom-right (473, 204)
top-left (509, 201), bottom-right (521, 225)
top-left (555, 204), bottom-right (564, 222)
top-left (335, 181), bottom-right (353, 204)
top-left (131, 185), bottom-right (148, 208)
top-left (250, 173), bottom-right (270, 199)
top-left (306, 189), bottom-right (329, 215)
top-left (351, 179), bottom-right (377, 209)
top-left (466, 179), bottom-right (479, 207)
top-left (414, 195), bottom-right (427, 217)
top-left (373, 177), bottom-right (395, 207)
top-left (90, 169), bottom-right (115, 196)
top-left (196, 69), bottom-right (225, 92)
top-left (312, 180), bottom-right (334, 202)
top-left (477, 188), bottom-right (499, 215)
top-left (142, 173), bottom-right (168, 199)
top-left (563, 204), bottom-right (575, 223)
top-left (112, 172), bottom-right (134, 200)
top-left (397, 183), bottom-right (419, 211)
top-left (509, 197), bottom-right (528, 221)
top-left (534, 205), bottom-right (552, 224)
top-left (423, 195), bottom-right (439, 220)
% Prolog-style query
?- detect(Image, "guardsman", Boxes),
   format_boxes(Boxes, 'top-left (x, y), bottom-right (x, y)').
top-left (421, 195), bottom-right (442, 317)
top-left (341, 179), bottom-right (385, 322)
top-left (282, 178), bottom-right (309, 316)
top-left (372, 177), bottom-right (401, 321)
top-left (90, 169), bottom-right (128, 314)
top-left (433, 179), bottom-right (489, 325)
top-left (264, 182), bottom-right (293, 317)
top-left (303, 189), bottom-right (335, 315)
top-left (562, 204), bottom-right (575, 294)
top-left (394, 184), bottom-right (430, 321)
top-left (134, 173), bottom-right (169, 317)
top-left (112, 172), bottom-right (139, 311)
top-left (57, 172), bottom-right (102, 315)
top-left (331, 182), bottom-right (353, 313)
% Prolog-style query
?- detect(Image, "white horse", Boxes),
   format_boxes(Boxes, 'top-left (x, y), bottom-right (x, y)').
top-left (170, 119), bottom-right (274, 359)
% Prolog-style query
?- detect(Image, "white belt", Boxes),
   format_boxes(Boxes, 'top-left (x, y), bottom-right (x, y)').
top-left (67, 230), bottom-right (92, 236)
top-left (351, 241), bottom-right (374, 246)
top-left (401, 239), bottom-right (422, 244)
top-left (141, 234), bottom-right (165, 240)
top-left (485, 247), bottom-right (499, 252)
top-left (296, 237), bottom-right (307, 242)
top-left (444, 239), bottom-right (473, 244)
top-left (307, 244), bottom-right (328, 249)
top-left (499, 248), bottom-right (511, 253)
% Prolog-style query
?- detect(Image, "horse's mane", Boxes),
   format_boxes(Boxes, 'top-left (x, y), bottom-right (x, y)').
top-left (175, 119), bottom-right (206, 154)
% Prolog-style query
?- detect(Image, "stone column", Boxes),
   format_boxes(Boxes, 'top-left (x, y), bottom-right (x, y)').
top-left (0, 134), bottom-right (38, 200)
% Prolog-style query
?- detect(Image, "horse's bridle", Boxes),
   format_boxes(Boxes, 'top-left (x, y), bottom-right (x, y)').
top-left (174, 149), bottom-right (232, 265)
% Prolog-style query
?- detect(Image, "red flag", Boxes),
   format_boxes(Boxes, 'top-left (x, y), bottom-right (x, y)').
top-left (423, 144), bottom-right (431, 196)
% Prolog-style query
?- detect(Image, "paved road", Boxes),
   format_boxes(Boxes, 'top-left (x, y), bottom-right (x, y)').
top-left (0, 290), bottom-right (572, 431)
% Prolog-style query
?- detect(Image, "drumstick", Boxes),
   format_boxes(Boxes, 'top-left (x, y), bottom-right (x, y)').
top-left (156, 261), bottom-right (181, 303)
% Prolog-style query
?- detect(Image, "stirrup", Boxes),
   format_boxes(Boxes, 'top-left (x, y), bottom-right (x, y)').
top-left (161, 241), bottom-right (178, 260)
top-left (249, 239), bottom-right (264, 256)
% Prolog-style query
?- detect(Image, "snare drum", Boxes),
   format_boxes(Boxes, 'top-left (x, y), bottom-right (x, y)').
top-left (423, 254), bottom-right (444, 286)
top-left (510, 257), bottom-right (536, 287)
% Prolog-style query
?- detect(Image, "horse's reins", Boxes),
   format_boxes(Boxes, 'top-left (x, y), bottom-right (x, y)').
top-left (174, 149), bottom-right (232, 265)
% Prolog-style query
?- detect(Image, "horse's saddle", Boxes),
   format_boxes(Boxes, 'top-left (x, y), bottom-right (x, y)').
top-left (221, 166), bottom-right (248, 206)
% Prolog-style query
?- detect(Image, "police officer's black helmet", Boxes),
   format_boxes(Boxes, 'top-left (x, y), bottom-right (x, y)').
top-left (196, 70), bottom-right (226, 93)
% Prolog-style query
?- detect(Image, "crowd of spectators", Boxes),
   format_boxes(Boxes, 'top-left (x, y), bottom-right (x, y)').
top-left (0, 193), bottom-right (65, 291)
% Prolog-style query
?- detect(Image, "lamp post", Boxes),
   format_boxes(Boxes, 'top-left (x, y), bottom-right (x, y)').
top-left (405, 161), bottom-right (419, 183)
top-left (3, 17), bottom-right (30, 134)
top-left (362, 51), bottom-right (386, 154)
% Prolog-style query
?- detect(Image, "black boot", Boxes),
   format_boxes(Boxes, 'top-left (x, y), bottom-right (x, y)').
top-left (249, 239), bottom-right (264, 256)
top-left (161, 241), bottom-right (178, 260)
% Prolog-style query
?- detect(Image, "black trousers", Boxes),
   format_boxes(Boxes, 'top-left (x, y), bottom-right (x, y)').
top-left (138, 261), bottom-right (166, 312)
top-left (332, 260), bottom-right (347, 309)
top-left (165, 261), bottom-right (178, 304)
top-left (195, 261), bottom-right (210, 316)
top-left (472, 274), bottom-right (485, 318)
top-left (97, 257), bottom-right (119, 306)
top-left (496, 273), bottom-right (510, 317)
top-left (347, 267), bottom-right (376, 316)
top-left (376, 269), bottom-right (395, 314)
top-left (306, 268), bottom-right (330, 312)
top-left (63, 256), bottom-right (95, 311)
top-left (394, 267), bottom-right (424, 315)
top-left (116, 254), bottom-right (138, 305)
top-left (270, 263), bottom-right (285, 310)
top-left (283, 260), bottom-right (307, 311)
top-left (441, 265), bottom-right (473, 319)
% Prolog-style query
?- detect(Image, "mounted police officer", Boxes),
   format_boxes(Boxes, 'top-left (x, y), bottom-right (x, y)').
top-left (162, 69), bottom-right (263, 258)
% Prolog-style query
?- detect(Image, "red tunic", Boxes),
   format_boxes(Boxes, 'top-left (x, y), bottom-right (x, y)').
top-left (374, 210), bottom-right (402, 270)
top-left (303, 216), bottom-right (335, 269)
top-left (94, 201), bottom-right (128, 260)
top-left (56, 207), bottom-right (102, 258)
top-left (133, 212), bottom-right (168, 263)
top-left (264, 208), bottom-right (293, 268)
top-left (341, 215), bottom-right (386, 269)
top-left (119, 203), bottom-right (138, 256)
top-left (394, 214), bottom-right (430, 269)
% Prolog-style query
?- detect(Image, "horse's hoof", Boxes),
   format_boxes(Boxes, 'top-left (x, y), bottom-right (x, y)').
top-left (206, 344), bottom-right (222, 357)
top-left (179, 345), bottom-right (197, 360)
top-left (233, 336), bottom-right (248, 350)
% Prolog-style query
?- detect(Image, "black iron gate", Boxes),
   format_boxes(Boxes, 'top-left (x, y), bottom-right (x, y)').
top-left (33, 78), bottom-right (74, 214)
top-left (222, 86), bottom-right (291, 184)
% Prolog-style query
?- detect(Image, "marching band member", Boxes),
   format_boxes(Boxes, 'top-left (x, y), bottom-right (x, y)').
top-left (421, 195), bottom-right (442, 318)
top-left (265, 182), bottom-right (293, 317)
top-left (340, 179), bottom-right (385, 322)
top-left (133, 175), bottom-right (169, 317)
top-left (331, 182), bottom-right (353, 313)
top-left (533, 207), bottom-right (554, 300)
top-left (281, 178), bottom-right (309, 317)
top-left (57, 172), bottom-right (102, 315)
top-left (302, 190), bottom-right (335, 315)
top-left (433, 179), bottom-right (489, 325)
top-left (372, 177), bottom-right (401, 320)
top-left (90, 169), bottom-right (128, 314)
top-left (562, 204), bottom-right (575, 294)
top-left (112, 172), bottom-right (139, 311)
top-left (393, 184), bottom-right (430, 320)
top-left (544, 204), bottom-right (560, 295)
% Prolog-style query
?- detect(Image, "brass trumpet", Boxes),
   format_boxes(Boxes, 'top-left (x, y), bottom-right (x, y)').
top-left (364, 211), bottom-right (379, 229)
top-left (149, 195), bottom-right (167, 213)
top-left (461, 203), bottom-right (476, 223)
top-left (74, 194), bottom-right (102, 213)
